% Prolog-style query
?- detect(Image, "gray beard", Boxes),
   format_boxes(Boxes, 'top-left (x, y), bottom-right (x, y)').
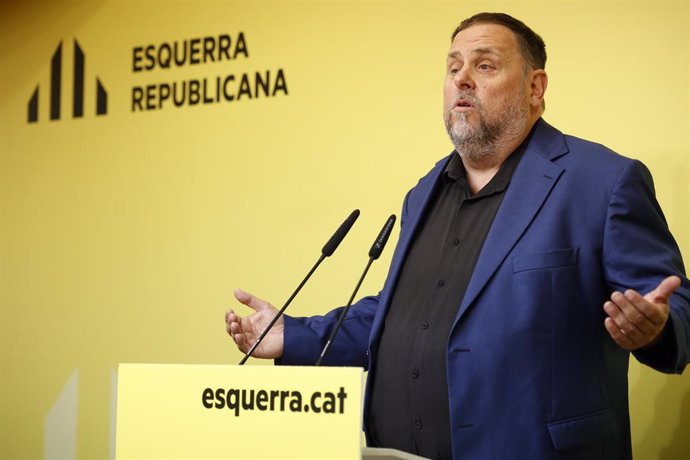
top-left (444, 98), bottom-right (528, 164)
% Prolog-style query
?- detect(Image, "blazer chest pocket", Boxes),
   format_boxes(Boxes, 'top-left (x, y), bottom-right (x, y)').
top-left (512, 248), bottom-right (579, 273)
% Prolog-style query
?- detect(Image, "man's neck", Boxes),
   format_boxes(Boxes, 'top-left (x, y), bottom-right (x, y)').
top-left (460, 117), bottom-right (539, 194)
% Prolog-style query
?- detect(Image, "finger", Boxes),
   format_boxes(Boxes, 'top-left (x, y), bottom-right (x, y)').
top-left (229, 322), bottom-right (242, 335)
top-left (234, 333), bottom-right (247, 352)
top-left (623, 289), bottom-right (668, 327)
top-left (226, 312), bottom-right (242, 335)
top-left (604, 317), bottom-right (636, 350)
top-left (234, 288), bottom-right (271, 312)
top-left (225, 312), bottom-right (238, 332)
top-left (225, 309), bottom-right (234, 324)
top-left (610, 291), bottom-right (658, 335)
top-left (233, 333), bottom-right (243, 348)
top-left (226, 311), bottom-right (240, 324)
top-left (226, 318), bottom-right (236, 335)
top-left (604, 294), bottom-right (647, 338)
top-left (645, 275), bottom-right (681, 305)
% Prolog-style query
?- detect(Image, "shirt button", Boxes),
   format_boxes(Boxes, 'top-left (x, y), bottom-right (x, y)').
top-left (421, 321), bottom-right (429, 330)
top-left (452, 238), bottom-right (460, 246)
top-left (437, 280), bottom-right (445, 287)
top-left (414, 419), bottom-right (423, 430)
top-left (411, 368), bottom-right (420, 379)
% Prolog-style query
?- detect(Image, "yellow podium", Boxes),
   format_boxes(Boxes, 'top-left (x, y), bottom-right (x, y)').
top-left (115, 363), bottom-right (364, 459)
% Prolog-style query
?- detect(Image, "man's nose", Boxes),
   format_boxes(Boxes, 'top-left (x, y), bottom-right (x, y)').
top-left (454, 66), bottom-right (475, 90)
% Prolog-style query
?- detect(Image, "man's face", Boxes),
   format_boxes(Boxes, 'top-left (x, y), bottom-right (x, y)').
top-left (443, 23), bottom-right (532, 160)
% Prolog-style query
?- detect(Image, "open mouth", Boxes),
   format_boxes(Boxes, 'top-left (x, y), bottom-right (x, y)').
top-left (453, 99), bottom-right (475, 112)
top-left (456, 99), bottom-right (474, 108)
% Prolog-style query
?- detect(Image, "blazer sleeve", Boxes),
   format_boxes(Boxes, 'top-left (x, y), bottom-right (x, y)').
top-left (603, 159), bottom-right (690, 373)
top-left (279, 295), bottom-right (379, 368)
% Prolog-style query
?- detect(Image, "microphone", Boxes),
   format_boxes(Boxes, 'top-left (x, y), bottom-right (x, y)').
top-left (315, 214), bottom-right (396, 366)
top-left (239, 209), bottom-right (360, 365)
top-left (322, 209), bottom-right (360, 256)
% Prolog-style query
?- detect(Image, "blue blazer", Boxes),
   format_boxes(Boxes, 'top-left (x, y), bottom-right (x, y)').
top-left (281, 119), bottom-right (690, 459)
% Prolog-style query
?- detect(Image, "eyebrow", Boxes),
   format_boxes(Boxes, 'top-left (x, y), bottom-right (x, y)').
top-left (447, 47), bottom-right (501, 60)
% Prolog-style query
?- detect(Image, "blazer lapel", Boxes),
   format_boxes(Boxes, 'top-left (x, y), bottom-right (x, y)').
top-left (453, 119), bottom-right (568, 326)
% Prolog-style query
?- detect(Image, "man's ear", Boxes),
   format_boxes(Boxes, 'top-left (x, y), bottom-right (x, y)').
top-left (530, 70), bottom-right (548, 109)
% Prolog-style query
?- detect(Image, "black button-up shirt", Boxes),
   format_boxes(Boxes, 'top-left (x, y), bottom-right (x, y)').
top-left (368, 146), bottom-right (526, 460)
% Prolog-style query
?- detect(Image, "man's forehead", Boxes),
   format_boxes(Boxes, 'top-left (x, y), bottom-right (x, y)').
top-left (448, 23), bottom-right (518, 57)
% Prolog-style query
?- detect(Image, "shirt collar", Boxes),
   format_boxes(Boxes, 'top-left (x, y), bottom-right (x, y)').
top-left (443, 131), bottom-right (532, 197)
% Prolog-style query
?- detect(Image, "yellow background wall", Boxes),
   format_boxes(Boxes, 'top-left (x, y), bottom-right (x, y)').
top-left (1, 0), bottom-right (688, 458)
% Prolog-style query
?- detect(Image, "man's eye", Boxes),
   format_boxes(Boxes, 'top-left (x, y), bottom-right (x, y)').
top-left (478, 63), bottom-right (493, 71)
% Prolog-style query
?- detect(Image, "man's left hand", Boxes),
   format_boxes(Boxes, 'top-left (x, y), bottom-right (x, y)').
top-left (604, 276), bottom-right (681, 350)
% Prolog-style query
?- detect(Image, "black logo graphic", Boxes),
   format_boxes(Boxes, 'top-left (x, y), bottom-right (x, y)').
top-left (28, 40), bottom-right (108, 123)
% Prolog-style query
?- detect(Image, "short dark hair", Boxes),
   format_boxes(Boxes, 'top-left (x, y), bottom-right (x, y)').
top-left (451, 12), bottom-right (547, 70)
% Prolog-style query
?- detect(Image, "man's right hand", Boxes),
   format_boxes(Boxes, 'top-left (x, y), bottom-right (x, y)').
top-left (225, 288), bottom-right (284, 359)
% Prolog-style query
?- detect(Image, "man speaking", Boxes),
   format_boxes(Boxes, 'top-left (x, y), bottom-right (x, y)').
top-left (225, 12), bottom-right (690, 460)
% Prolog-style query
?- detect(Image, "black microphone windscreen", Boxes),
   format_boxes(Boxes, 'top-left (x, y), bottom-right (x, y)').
top-left (368, 214), bottom-right (396, 259)
top-left (321, 209), bottom-right (360, 256)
